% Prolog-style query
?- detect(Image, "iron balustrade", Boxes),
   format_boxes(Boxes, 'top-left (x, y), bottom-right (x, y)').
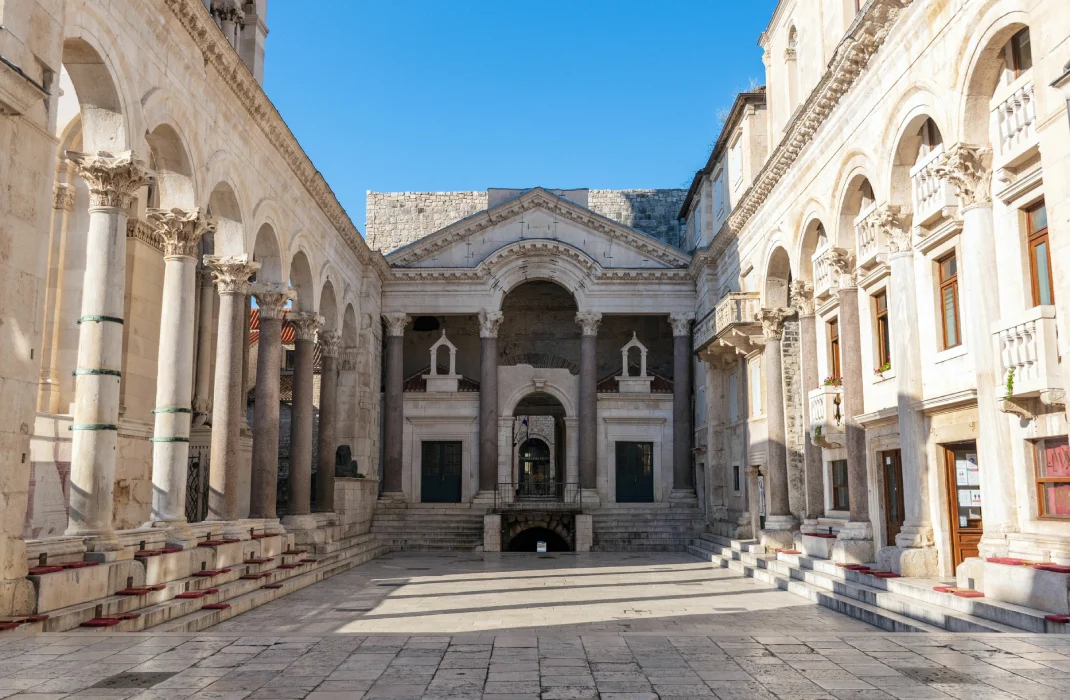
top-left (494, 482), bottom-right (582, 511)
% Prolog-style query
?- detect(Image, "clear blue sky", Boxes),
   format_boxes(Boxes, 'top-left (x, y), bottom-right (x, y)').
top-left (263, 1), bottom-right (776, 234)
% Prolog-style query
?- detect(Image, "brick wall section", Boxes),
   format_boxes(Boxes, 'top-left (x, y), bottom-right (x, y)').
top-left (780, 318), bottom-right (806, 520)
top-left (366, 189), bottom-right (689, 254)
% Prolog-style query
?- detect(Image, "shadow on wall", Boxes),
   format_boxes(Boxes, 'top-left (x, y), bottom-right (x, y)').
top-left (588, 190), bottom-right (689, 249)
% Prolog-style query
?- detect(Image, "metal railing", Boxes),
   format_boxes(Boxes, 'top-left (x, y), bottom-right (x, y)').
top-left (495, 482), bottom-right (582, 511)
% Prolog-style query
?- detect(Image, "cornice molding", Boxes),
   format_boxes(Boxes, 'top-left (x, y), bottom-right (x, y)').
top-left (163, 0), bottom-right (391, 280)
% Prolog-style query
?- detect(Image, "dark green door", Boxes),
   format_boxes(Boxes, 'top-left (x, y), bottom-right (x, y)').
top-left (616, 442), bottom-right (654, 503)
top-left (421, 441), bottom-right (463, 503)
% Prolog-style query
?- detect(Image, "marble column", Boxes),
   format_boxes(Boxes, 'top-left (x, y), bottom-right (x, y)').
top-left (63, 152), bottom-right (148, 549)
top-left (381, 313), bottom-right (408, 497)
top-left (828, 249), bottom-right (874, 561)
top-left (479, 310), bottom-right (504, 495)
top-left (758, 308), bottom-right (796, 547)
top-left (284, 313), bottom-right (322, 529)
top-left (576, 311), bottom-right (602, 493)
top-left (248, 284), bottom-right (294, 520)
top-left (145, 209), bottom-right (216, 540)
top-left (935, 144), bottom-right (1018, 555)
top-left (192, 238), bottom-right (216, 426)
top-left (204, 254), bottom-right (260, 524)
top-left (316, 331), bottom-right (342, 513)
top-left (791, 281), bottom-right (824, 524)
top-left (669, 313), bottom-right (696, 493)
top-left (39, 169), bottom-right (76, 414)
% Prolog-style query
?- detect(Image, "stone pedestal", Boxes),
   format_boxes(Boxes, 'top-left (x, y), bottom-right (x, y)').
top-left (483, 514), bottom-right (502, 552)
top-left (832, 520), bottom-right (875, 564)
top-left (575, 514), bottom-right (593, 552)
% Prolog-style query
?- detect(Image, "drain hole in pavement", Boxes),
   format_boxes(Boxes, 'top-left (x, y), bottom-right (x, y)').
top-left (92, 673), bottom-right (178, 689)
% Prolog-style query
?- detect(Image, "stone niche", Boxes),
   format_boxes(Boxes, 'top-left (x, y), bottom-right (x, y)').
top-left (616, 332), bottom-right (653, 393)
top-left (423, 330), bottom-right (462, 392)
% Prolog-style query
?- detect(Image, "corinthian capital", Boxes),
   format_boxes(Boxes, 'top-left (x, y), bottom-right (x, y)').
top-left (250, 283), bottom-right (294, 320)
top-left (290, 313), bottom-right (323, 342)
top-left (863, 204), bottom-right (912, 255)
top-left (575, 311), bottom-right (602, 337)
top-left (933, 143), bottom-right (993, 209)
top-left (204, 253), bottom-right (259, 295)
top-left (66, 151), bottom-right (149, 210)
top-left (147, 207), bottom-right (217, 258)
top-left (668, 313), bottom-right (695, 337)
top-left (789, 280), bottom-right (815, 317)
top-left (318, 330), bottom-right (342, 357)
top-left (826, 247), bottom-right (857, 289)
top-left (53, 183), bottom-right (75, 212)
top-left (383, 313), bottom-right (409, 337)
top-left (757, 308), bottom-right (793, 341)
top-left (478, 309), bottom-right (504, 339)
top-left (212, 0), bottom-right (245, 22)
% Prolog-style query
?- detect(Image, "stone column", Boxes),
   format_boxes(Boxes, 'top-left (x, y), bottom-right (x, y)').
top-left (316, 330), bottom-right (342, 513)
top-left (828, 249), bottom-right (873, 562)
top-left (758, 308), bottom-right (796, 548)
top-left (39, 172), bottom-right (76, 413)
top-left (576, 311), bottom-right (602, 493)
top-left (284, 313), bottom-right (322, 529)
top-left (381, 313), bottom-right (408, 497)
top-left (791, 281), bottom-right (824, 524)
top-left (192, 262), bottom-right (216, 426)
top-left (204, 254), bottom-right (260, 525)
top-left (248, 284), bottom-right (293, 520)
top-left (935, 144), bottom-right (1018, 555)
top-left (145, 209), bottom-right (215, 541)
top-left (669, 313), bottom-right (696, 493)
top-left (479, 310), bottom-right (504, 497)
top-left (746, 465), bottom-right (762, 541)
top-left (64, 152), bottom-right (148, 548)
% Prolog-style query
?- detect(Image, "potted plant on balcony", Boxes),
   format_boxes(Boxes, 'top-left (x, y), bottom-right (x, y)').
top-left (874, 361), bottom-right (891, 380)
top-left (822, 375), bottom-right (843, 388)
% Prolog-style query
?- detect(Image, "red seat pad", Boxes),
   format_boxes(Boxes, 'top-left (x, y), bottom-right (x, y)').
top-left (1034, 564), bottom-right (1070, 574)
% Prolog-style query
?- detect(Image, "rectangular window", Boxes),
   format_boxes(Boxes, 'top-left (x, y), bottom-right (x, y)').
top-left (749, 359), bottom-right (762, 416)
top-left (828, 318), bottom-right (841, 378)
top-left (1027, 202), bottom-right (1054, 306)
top-left (938, 252), bottom-right (961, 349)
top-left (874, 290), bottom-right (891, 369)
top-left (728, 372), bottom-right (739, 423)
top-left (831, 459), bottom-right (850, 510)
top-left (1035, 437), bottom-right (1070, 519)
top-left (284, 349), bottom-right (296, 371)
top-left (1010, 28), bottom-right (1033, 77)
top-left (733, 465), bottom-right (741, 492)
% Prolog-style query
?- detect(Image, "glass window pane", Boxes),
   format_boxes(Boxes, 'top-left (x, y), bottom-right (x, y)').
top-left (1041, 483), bottom-right (1070, 517)
top-left (1038, 438), bottom-right (1070, 479)
top-left (942, 286), bottom-right (958, 347)
top-left (1030, 204), bottom-right (1047, 234)
top-left (1015, 30), bottom-right (1033, 72)
top-left (1033, 240), bottom-right (1053, 305)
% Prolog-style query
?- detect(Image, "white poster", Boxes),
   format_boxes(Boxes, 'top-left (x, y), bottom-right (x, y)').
top-left (970, 489), bottom-right (983, 507)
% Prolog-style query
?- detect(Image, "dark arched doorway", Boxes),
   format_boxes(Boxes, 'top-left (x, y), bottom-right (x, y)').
top-left (513, 392), bottom-right (567, 500)
top-left (518, 438), bottom-right (552, 495)
top-left (507, 527), bottom-right (570, 552)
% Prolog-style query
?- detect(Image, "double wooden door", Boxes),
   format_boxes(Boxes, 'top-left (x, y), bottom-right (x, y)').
top-left (421, 441), bottom-right (462, 503)
top-left (616, 442), bottom-right (654, 503)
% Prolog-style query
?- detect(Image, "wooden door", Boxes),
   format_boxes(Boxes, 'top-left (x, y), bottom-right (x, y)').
top-left (616, 442), bottom-right (654, 503)
top-left (882, 450), bottom-right (905, 546)
top-left (945, 443), bottom-right (983, 570)
top-left (421, 441), bottom-right (462, 503)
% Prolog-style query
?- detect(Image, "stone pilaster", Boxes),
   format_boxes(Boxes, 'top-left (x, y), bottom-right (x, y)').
top-left (381, 313), bottom-right (408, 498)
top-left (316, 330), bottom-right (343, 513)
top-left (757, 307), bottom-right (796, 547)
top-left (64, 151), bottom-right (149, 550)
top-left (576, 311), bottom-right (602, 494)
top-left (284, 313), bottom-right (322, 530)
top-left (478, 310), bottom-right (504, 496)
top-left (791, 280), bottom-right (824, 524)
top-left (669, 313), bottom-right (696, 493)
top-left (249, 284), bottom-right (294, 520)
top-left (145, 208), bottom-right (216, 544)
top-left (193, 266), bottom-right (215, 425)
top-left (204, 254), bottom-right (260, 525)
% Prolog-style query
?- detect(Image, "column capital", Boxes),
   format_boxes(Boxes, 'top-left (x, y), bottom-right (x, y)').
top-left (789, 280), bottom-right (815, 317)
top-left (147, 207), bottom-right (217, 258)
top-left (668, 313), bottom-right (695, 337)
top-left (383, 313), bottom-right (409, 337)
top-left (478, 309), bottom-right (504, 338)
top-left (757, 307), bottom-right (793, 341)
top-left (66, 150), bottom-right (149, 210)
top-left (52, 182), bottom-right (75, 212)
top-left (340, 346), bottom-right (359, 371)
top-left (318, 330), bottom-right (342, 357)
top-left (862, 203), bottom-right (911, 255)
top-left (204, 253), bottom-right (259, 295)
top-left (211, 0), bottom-right (245, 22)
top-left (250, 283), bottom-right (294, 320)
top-left (289, 313), bottom-right (323, 342)
top-left (826, 247), bottom-right (858, 289)
top-left (575, 311), bottom-right (602, 336)
top-left (933, 142), bottom-right (993, 209)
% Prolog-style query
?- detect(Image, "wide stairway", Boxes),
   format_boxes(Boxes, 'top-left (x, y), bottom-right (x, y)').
top-left (687, 531), bottom-right (1070, 633)
top-left (592, 503), bottom-right (706, 551)
top-left (370, 502), bottom-right (486, 550)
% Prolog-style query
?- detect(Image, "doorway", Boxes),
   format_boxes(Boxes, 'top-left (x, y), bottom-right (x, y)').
top-left (616, 442), bottom-right (654, 503)
top-left (518, 438), bottom-right (554, 497)
top-left (421, 441), bottom-right (462, 503)
top-left (513, 392), bottom-right (567, 497)
top-left (944, 442), bottom-right (983, 570)
top-left (881, 449), bottom-right (905, 546)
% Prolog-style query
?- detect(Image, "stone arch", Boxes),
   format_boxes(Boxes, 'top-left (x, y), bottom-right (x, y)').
top-left (503, 513), bottom-right (574, 552)
top-left (763, 245), bottom-right (793, 308)
top-left (204, 152), bottom-right (253, 252)
top-left (341, 303), bottom-right (358, 347)
top-left (208, 181), bottom-right (246, 261)
top-left (251, 223), bottom-right (284, 285)
top-left (144, 122), bottom-right (196, 209)
top-left (319, 279), bottom-right (339, 331)
top-left (883, 90), bottom-right (951, 215)
top-left (60, 36), bottom-right (129, 152)
top-left (503, 388), bottom-right (576, 420)
top-left (485, 241), bottom-right (595, 311)
top-left (289, 250), bottom-right (316, 313)
top-left (831, 153), bottom-right (879, 253)
top-left (795, 208), bottom-right (830, 284)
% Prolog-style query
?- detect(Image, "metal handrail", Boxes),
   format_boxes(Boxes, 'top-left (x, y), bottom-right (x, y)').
top-left (494, 482), bottom-right (582, 511)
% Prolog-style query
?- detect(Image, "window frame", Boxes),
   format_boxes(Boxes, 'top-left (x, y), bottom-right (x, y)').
top-left (1034, 436), bottom-right (1070, 520)
top-left (937, 252), bottom-right (962, 350)
top-left (831, 459), bottom-right (850, 511)
top-left (1009, 28), bottom-right (1033, 79)
top-left (1026, 202), bottom-right (1054, 307)
top-left (828, 317), bottom-right (841, 378)
top-left (874, 290), bottom-right (891, 369)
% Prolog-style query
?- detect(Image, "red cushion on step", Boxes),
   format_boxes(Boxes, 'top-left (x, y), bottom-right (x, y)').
top-left (934, 585), bottom-right (957, 593)
top-left (202, 603), bottom-right (230, 610)
top-left (198, 541), bottom-right (226, 547)
top-left (299, 559), bottom-right (317, 563)
top-left (1034, 564), bottom-right (1070, 574)
top-left (222, 538), bottom-right (240, 543)
top-left (114, 612), bottom-right (140, 620)
top-left (61, 561), bottom-right (97, 569)
top-left (193, 570), bottom-right (222, 577)
top-left (0, 622), bottom-right (19, 631)
top-left (261, 584), bottom-right (283, 589)
top-left (872, 572), bottom-right (901, 578)
top-left (204, 588), bottom-right (218, 594)
top-left (987, 557), bottom-right (1032, 566)
top-left (1, 615), bottom-right (49, 624)
top-left (251, 534), bottom-right (270, 540)
top-left (844, 565), bottom-right (870, 570)
top-left (133, 551), bottom-right (161, 558)
top-left (1044, 614), bottom-right (1070, 623)
top-left (28, 566), bottom-right (64, 575)
top-left (284, 549), bottom-right (307, 555)
top-left (240, 574), bottom-right (269, 580)
top-left (954, 590), bottom-right (985, 598)
top-left (81, 618), bottom-right (122, 627)
top-left (175, 592), bottom-right (206, 599)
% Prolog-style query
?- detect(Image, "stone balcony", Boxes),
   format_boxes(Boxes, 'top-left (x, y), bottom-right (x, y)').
top-left (910, 146), bottom-right (958, 232)
top-left (993, 306), bottom-right (1065, 416)
top-left (693, 292), bottom-right (763, 364)
top-left (809, 385), bottom-right (845, 449)
top-left (812, 246), bottom-right (838, 301)
top-left (991, 73), bottom-right (1038, 170)
top-left (854, 204), bottom-right (883, 271)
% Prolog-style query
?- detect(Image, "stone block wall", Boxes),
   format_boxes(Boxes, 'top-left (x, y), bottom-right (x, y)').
top-left (587, 190), bottom-right (688, 249)
top-left (781, 318), bottom-right (806, 521)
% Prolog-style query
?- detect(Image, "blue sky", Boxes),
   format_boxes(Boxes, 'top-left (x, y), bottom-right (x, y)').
top-left (263, 1), bottom-right (776, 233)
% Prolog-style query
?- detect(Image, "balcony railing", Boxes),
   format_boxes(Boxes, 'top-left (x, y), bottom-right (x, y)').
top-left (495, 482), bottom-right (582, 511)
top-left (993, 306), bottom-right (1063, 404)
top-left (991, 75), bottom-right (1037, 166)
top-left (715, 292), bottom-right (761, 330)
top-left (854, 203), bottom-right (883, 270)
top-left (910, 145), bottom-right (958, 230)
top-left (812, 246), bottom-right (838, 301)
top-left (809, 386), bottom-right (845, 449)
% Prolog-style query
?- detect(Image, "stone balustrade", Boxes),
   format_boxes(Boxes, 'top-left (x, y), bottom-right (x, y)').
top-left (812, 246), bottom-right (837, 300)
top-left (809, 385), bottom-right (845, 449)
top-left (910, 145), bottom-right (958, 230)
top-left (854, 204), bottom-right (883, 270)
top-left (993, 306), bottom-right (1063, 404)
top-left (715, 292), bottom-right (761, 331)
top-left (991, 75), bottom-right (1037, 166)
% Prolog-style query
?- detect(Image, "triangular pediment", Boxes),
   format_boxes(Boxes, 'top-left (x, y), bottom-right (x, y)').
top-left (386, 187), bottom-right (691, 269)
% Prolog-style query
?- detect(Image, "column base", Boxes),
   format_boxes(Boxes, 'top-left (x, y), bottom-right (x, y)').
top-left (832, 521), bottom-right (874, 564)
top-left (575, 514), bottom-right (593, 552)
top-left (759, 529), bottom-right (795, 550)
top-left (978, 532), bottom-right (1012, 559)
top-left (144, 520), bottom-right (202, 549)
top-left (669, 489), bottom-right (698, 506)
top-left (580, 489), bottom-right (601, 508)
top-left (472, 490), bottom-right (497, 508)
top-left (877, 545), bottom-right (939, 577)
top-left (894, 524), bottom-right (935, 549)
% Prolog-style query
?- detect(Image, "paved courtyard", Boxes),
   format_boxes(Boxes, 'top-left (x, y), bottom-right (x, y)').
top-left (0, 553), bottom-right (1068, 699)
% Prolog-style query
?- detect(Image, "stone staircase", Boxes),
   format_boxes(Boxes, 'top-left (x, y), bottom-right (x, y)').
top-left (370, 502), bottom-right (486, 550)
top-left (687, 532), bottom-right (1070, 633)
top-left (591, 503), bottom-right (706, 551)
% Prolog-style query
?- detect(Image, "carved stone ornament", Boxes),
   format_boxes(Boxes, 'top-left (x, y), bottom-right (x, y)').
top-left (250, 283), bottom-right (294, 320)
top-left (211, 0), bottom-right (244, 23)
top-left (757, 308), bottom-right (793, 341)
top-left (826, 247), bottom-right (858, 289)
top-left (668, 313), bottom-right (695, 337)
top-left (383, 313), bottom-right (409, 337)
top-left (340, 347), bottom-right (359, 372)
top-left (66, 151), bottom-right (150, 210)
top-left (147, 207), bottom-right (217, 258)
top-left (318, 330), bottom-right (342, 358)
top-left (478, 309), bottom-right (504, 339)
top-left (789, 280), bottom-right (815, 317)
top-left (204, 254), bottom-right (259, 295)
top-left (52, 183), bottom-right (75, 212)
top-left (575, 311), bottom-right (603, 337)
top-left (933, 143), bottom-right (993, 209)
top-left (289, 313), bottom-right (323, 343)
top-left (867, 204), bottom-right (910, 255)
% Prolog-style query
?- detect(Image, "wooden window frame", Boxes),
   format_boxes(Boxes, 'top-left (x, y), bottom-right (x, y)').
top-left (831, 459), bottom-right (850, 511)
top-left (1027, 202), bottom-right (1054, 307)
top-left (874, 290), bottom-right (891, 369)
top-left (937, 252), bottom-right (962, 350)
top-left (828, 317), bottom-right (841, 378)
top-left (1009, 28), bottom-right (1032, 78)
top-left (1034, 436), bottom-right (1070, 520)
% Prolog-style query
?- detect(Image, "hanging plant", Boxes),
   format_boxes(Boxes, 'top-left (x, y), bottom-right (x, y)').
top-left (874, 361), bottom-right (891, 378)
top-left (1005, 366), bottom-right (1015, 399)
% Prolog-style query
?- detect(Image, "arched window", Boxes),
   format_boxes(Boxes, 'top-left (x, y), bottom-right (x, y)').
top-left (786, 26), bottom-right (800, 113)
top-left (915, 118), bottom-right (943, 163)
top-left (1004, 28), bottom-right (1032, 82)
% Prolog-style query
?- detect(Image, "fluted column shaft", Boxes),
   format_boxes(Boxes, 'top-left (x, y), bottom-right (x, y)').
top-left (792, 281), bottom-right (824, 522)
top-left (576, 312), bottom-right (601, 491)
top-left (286, 313), bottom-right (321, 522)
top-left (479, 310), bottom-right (503, 494)
top-left (670, 314), bottom-right (696, 491)
top-left (759, 309), bottom-right (794, 531)
top-left (382, 314), bottom-right (408, 496)
top-left (249, 285), bottom-right (293, 519)
top-left (316, 331), bottom-right (342, 512)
